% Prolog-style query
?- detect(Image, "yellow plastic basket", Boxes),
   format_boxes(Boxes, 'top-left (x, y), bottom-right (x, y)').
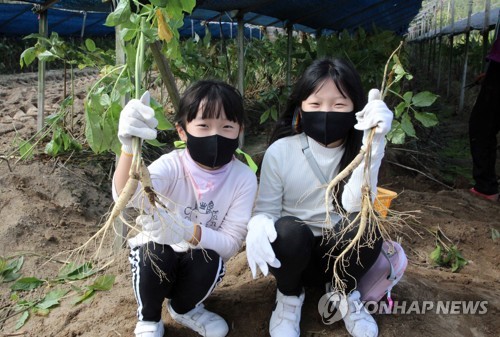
top-left (374, 187), bottom-right (398, 218)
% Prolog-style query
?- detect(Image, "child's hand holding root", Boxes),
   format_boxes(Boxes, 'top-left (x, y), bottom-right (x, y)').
top-left (128, 209), bottom-right (197, 248)
top-left (118, 91), bottom-right (158, 154)
top-left (354, 88), bottom-right (393, 149)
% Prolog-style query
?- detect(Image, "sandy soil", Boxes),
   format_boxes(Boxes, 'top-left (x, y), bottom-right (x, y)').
top-left (0, 70), bottom-right (499, 337)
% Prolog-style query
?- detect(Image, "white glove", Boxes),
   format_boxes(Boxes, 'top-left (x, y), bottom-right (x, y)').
top-left (118, 91), bottom-right (158, 153)
top-left (128, 209), bottom-right (195, 248)
top-left (245, 214), bottom-right (281, 279)
top-left (354, 89), bottom-right (393, 138)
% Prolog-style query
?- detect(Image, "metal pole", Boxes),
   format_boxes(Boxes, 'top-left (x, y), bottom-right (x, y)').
top-left (113, 21), bottom-right (127, 251)
top-left (437, 0), bottom-right (444, 90)
top-left (447, 0), bottom-right (455, 98)
top-left (458, 0), bottom-right (473, 113)
top-left (37, 9), bottom-right (48, 132)
top-left (80, 11), bottom-right (87, 38)
top-left (237, 14), bottom-right (244, 97)
top-left (286, 23), bottom-right (292, 87)
top-left (237, 14), bottom-right (245, 147)
top-left (431, 4), bottom-right (438, 75)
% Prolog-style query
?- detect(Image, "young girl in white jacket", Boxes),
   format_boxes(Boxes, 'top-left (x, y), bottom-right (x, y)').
top-left (245, 58), bottom-right (393, 337)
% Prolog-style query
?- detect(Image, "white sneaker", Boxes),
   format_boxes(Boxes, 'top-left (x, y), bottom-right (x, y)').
top-left (342, 290), bottom-right (378, 337)
top-left (134, 320), bottom-right (164, 337)
top-left (167, 302), bottom-right (229, 337)
top-left (269, 289), bottom-right (305, 337)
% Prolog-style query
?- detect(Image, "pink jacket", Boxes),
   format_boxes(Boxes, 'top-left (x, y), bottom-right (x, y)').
top-left (487, 36), bottom-right (500, 63)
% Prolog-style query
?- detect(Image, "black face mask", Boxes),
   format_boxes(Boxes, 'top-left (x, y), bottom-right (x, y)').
top-left (300, 110), bottom-right (355, 145)
top-left (185, 131), bottom-right (239, 168)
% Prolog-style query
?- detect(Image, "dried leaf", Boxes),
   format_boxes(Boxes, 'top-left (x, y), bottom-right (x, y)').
top-left (156, 9), bottom-right (173, 42)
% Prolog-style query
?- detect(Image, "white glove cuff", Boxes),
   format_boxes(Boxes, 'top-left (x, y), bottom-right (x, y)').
top-left (181, 219), bottom-right (196, 242)
top-left (248, 214), bottom-right (273, 230)
top-left (121, 145), bottom-right (133, 155)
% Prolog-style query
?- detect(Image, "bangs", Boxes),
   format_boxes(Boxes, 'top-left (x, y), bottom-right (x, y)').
top-left (178, 80), bottom-right (245, 127)
top-left (199, 95), bottom-right (238, 123)
top-left (312, 76), bottom-right (349, 100)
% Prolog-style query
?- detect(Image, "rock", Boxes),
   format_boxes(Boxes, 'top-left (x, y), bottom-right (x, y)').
top-left (26, 106), bottom-right (38, 116)
top-left (0, 122), bottom-right (24, 136)
top-left (2, 115), bottom-right (13, 123)
top-left (13, 110), bottom-right (27, 120)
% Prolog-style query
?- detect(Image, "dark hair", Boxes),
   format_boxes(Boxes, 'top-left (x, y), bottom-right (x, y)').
top-left (269, 58), bottom-right (365, 203)
top-left (175, 80), bottom-right (246, 128)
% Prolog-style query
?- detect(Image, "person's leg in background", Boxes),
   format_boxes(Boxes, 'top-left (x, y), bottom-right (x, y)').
top-left (469, 61), bottom-right (500, 200)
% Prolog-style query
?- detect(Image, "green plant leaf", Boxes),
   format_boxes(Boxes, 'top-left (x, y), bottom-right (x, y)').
top-left (430, 244), bottom-right (442, 265)
top-left (400, 113), bottom-right (416, 138)
top-left (37, 50), bottom-right (58, 62)
top-left (414, 111), bottom-right (439, 127)
top-left (89, 275), bottom-right (115, 291)
top-left (1, 270), bottom-right (21, 283)
top-left (402, 91), bottom-right (413, 104)
top-left (0, 258), bottom-right (6, 273)
top-left (386, 122), bottom-right (406, 144)
top-left (442, 250), bottom-right (452, 264)
top-left (57, 262), bottom-right (95, 281)
top-left (11, 277), bottom-right (44, 291)
top-left (36, 289), bottom-right (69, 310)
top-left (145, 139), bottom-right (166, 147)
top-left (151, 0), bottom-right (169, 6)
top-left (85, 103), bottom-right (106, 154)
top-left (151, 99), bottom-right (173, 131)
top-left (85, 39), bottom-right (96, 52)
top-left (45, 138), bottom-right (60, 156)
top-left (19, 140), bottom-right (34, 159)
top-left (45, 111), bottom-right (64, 125)
top-left (271, 107), bottom-right (278, 121)
top-left (450, 246), bottom-right (468, 272)
top-left (20, 47), bottom-right (37, 67)
top-left (492, 228), bottom-right (500, 241)
top-left (120, 28), bottom-right (137, 42)
top-left (412, 91), bottom-right (438, 107)
top-left (0, 256), bottom-right (23, 283)
top-left (394, 63), bottom-right (405, 75)
top-left (72, 289), bottom-right (95, 305)
top-left (15, 311), bottom-right (29, 330)
top-left (260, 108), bottom-right (273, 124)
top-left (105, 0), bottom-right (131, 27)
top-left (10, 292), bottom-right (19, 302)
top-left (100, 93), bottom-right (111, 107)
top-left (394, 101), bottom-right (408, 118)
top-left (15, 299), bottom-right (35, 309)
top-left (11, 256), bottom-right (24, 273)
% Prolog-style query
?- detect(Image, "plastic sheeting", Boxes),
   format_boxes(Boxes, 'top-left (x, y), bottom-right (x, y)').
top-left (1, 0), bottom-right (424, 38)
top-left (413, 7), bottom-right (499, 40)
top-left (0, 3), bottom-right (262, 38)
top-left (0, 4), bottom-right (114, 37)
top-left (440, 8), bottom-right (499, 36)
top-left (194, 0), bottom-right (423, 34)
top-left (13, 0), bottom-right (112, 12)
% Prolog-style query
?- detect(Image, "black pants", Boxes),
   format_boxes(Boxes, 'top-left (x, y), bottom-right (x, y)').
top-left (129, 243), bottom-right (225, 322)
top-left (469, 61), bottom-right (500, 195)
top-left (269, 215), bottom-right (383, 296)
